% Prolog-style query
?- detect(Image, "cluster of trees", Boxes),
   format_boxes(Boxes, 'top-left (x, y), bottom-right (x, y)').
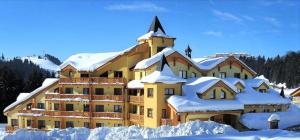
top-left (240, 51), bottom-right (300, 88)
top-left (0, 54), bottom-right (58, 123)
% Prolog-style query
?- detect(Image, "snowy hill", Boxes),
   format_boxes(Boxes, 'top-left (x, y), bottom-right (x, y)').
top-left (20, 56), bottom-right (60, 72)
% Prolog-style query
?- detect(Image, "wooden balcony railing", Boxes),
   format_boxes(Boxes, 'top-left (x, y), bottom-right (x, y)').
top-left (128, 96), bottom-right (144, 104)
top-left (161, 118), bottom-right (172, 126)
top-left (92, 95), bottom-right (124, 101)
top-left (59, 77), bottom-right (126, 84)
top-left (92, 112), bottom-right (123, 119)
top-left (18, 109), bottom-right (46, 115)
top-left (45, 111), bottom-right (90, 117)
top-left (46, 94), bottom-right (90, 100)
top-left (129, 113), bottom-right (144, 123)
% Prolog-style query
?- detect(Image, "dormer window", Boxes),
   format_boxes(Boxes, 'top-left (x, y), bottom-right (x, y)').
top-left (210, 90), bottom-right (216, 99)
top-left (237, 88), bottom-right (242, 93)
top-left (179, 70), bottom-right (187, 79)
top-left (219, 72), bottom-right (226, 78)
top-left (81, 74), bottom-right (89, 78)
top-left (157, 46), bottom-right (166, 53)
top-left (259, 89), bottom-right (267, 93)
top-left (191, 72), bottom-right (197, 78)
top-left (68, 71), bottom-right (73, 78)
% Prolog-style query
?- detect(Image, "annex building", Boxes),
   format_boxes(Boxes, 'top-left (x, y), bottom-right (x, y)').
top-left (4, 16), bottom-right (290, 131)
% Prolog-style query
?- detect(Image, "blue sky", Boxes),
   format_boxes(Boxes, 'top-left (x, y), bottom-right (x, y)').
top-left (0, 0), bottom-right (299, 60)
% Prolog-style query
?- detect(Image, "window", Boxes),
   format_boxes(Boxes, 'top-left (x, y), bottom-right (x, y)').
top-left (11, 119), bottom-right (18, 127)
top-left (27, 120), bottom-right (31, 127)
top-left (244, 74), bottom-right (248, 80)
top-left (259, 89), bottom-right (267, 93)
top-left (264, 109), bottom-right (270, 112)
top-left (96, 123), bottom-right (104, 127)
top-left (54, 103), bottom-right (60, 111)
top-left (54, 88), bottom-right (59, 93)
top-left (165, 88), bottom-right (175, 95)
top-left (37, 103), bottom-right (45, 109)
top-left (95, 105), bottom-right (104, 112)
top-left (100, 71), bottom-right (108, 77)
top-left (66, 121), bottom-right (74, 128)
top-left (114, 124), bottom-right (122, 127)
top-left (219, 72), bottom-right (226, 78)
top-left (114, 105), bottom-right (122, 112)
top-left (114, 88), bottom-right (122, 95)
top-left (83, 104), bottom-right (90, 112)
top-left (83, 88), bottom-right (90, 95)
top-left (65, 104), bottom-right (74, 111)
top-left (81, 74), bottom-right (89, 77)
top-left (179, 70), bottom-right (187, 79)
top-left (65, 88), bottom-right (73, 94)
top-left (140, 106), bottom-right (144, 115)
top-left (157, 47), bottom-right (166, 53)
top-left (140, 72), bottom-right (143, 79)
top-left (147, 88), bottom-right (153, 97)
top-left (210, 89), bottom-right (216, 99)
top-left (249, 109), bottom-right (256, 113)
top-left (191, 72), bottom-right (197, 78)
top-left (26, 103), bottom-right (32, 110)
top-left (237, 88), bottom-right (242, 93)
top-left (220, 90), bottom-right (226, 99)
top-left (213, 73), bottom-right (215, 77)
top-left (54, 121), bottom-right (60, 128)
top-left (147, 108), bottom-right (153, 118)
top-left (114, 71), bottom-right (123, 78)
top-left (162, 109), bottom-right (167, 118)
top-left (234, 73), bottom-right (241, 78)
top-left (84, 122), bottom-right (90, 128)
top-left (68, 71), bottom-right (73, 77)
top-left (131, 105), bottom-right (137, 114)
top-left (38, 120), bottom-right (45, 129)
top-left (95, 88), bottom-right (104, 95)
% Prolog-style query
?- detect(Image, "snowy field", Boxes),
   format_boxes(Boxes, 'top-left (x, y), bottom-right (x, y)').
top-left (0, 121), bottom-right (299, 140)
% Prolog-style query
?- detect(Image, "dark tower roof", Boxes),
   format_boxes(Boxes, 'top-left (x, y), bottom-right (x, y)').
top-left (148, 16), bottom-right (166, 34)
top-left (157, 54), bottom-right (169, 71)
top-left (185, 45), bottom-right (192, 52)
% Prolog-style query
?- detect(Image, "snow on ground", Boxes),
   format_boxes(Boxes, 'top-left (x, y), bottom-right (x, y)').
top-left (241, 105), bottom-right (300, 130)
top-left (0, 121), bottom-right (237, 140)
top-left (21, 56), bottom-right (59, 72)
top-left (1, 121), bottom-right (300, 140)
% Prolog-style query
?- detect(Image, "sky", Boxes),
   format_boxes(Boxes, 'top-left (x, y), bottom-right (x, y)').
top-left (0, 0), bottom-right (299, 61)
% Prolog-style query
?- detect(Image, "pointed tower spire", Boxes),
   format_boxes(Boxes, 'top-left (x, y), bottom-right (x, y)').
top-left (157, 54), bottom-right (169, 71)
top-left (148, 16), bottom-right (166, 34)
top-left (280, 86), bottom-right (285, 98)
top-left (185, 45), bottom-right (192, 58)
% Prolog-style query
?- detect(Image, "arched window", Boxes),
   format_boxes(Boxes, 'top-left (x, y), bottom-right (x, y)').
top-left (221, 90), bottom-right (226, 99)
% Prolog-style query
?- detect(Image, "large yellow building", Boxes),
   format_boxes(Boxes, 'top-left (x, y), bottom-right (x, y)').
top-left (3, 16), bottom-right (290, 132)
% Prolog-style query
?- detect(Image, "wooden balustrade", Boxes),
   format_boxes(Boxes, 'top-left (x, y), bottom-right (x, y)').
top-left (92, 112), bottom-right (123, 119)
top-left (60, 94), bottom-right (90, 99)
top-left (92, 95), bottom-right (124, 101)
top-left (129, 113), bottom-right (144, 123)
top-left (59, 77), bottom-right (126, 84)
top-left (161, 119), bottom-right (172, 126)
top-left (18, 109), bottom-right (46, 115)
top-left (45, 111), bottom-right (90, 117)
top-left (128, 96), bottom-right (144, 104)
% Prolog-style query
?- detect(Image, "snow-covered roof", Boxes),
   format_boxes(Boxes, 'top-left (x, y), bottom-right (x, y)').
top-left (268, 114), bottom-right (280, 121)
top-left (138, 30), bottom-right (174, 40)
top-left (21, 56), bottom-right (60, 72)
top-left (60, 46), bottom-right (136, 71)
top-left (168, 95), bottom-right (244, 112)
top-left (183, 77), bottom-right (238, 94)
top-left (16, 93), bottom-right (30, 101)
top-left (196, 57), bottom-right (227, 70)
top-left (223, 78), bottom-right (245, 88)
top-left (240, 105), bottom-right (300, 129)
top-left (245, 78), bottom-right (269, 88)
top-left (141, 62), bottom-right (186, 84)
top-left (135, 48), bottom-right (175, 70)
top-left (236, 86), bottom-right (290, 105)
top-left (194, 56), bottom-right (257, 75)
top-left (3, 78), bottom-right (59, 113)
top-left (127, 80), bottom-right (144, 89)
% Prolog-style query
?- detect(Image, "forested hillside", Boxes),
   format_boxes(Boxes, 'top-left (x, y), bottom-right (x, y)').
top-left (0, 54), bottom-right (58, 123)
top-left (240, 51), bottom-right (300, 88)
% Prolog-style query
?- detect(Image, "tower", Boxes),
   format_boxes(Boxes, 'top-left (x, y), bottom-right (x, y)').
top-left (138, 16), bottom-right (176, 57)
top-left (185, 45), bottom-right (192, 58)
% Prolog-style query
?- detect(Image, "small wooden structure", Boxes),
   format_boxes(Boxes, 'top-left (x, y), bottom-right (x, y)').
top-left (268, 114), bottom-right (280, 129)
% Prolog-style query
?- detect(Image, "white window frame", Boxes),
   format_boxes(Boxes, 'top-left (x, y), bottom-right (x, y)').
top-left (219, 72), bottom-right (226, 78)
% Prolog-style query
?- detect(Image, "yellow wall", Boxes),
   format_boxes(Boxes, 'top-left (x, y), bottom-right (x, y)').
top-left (207, 64), bottom-right (253, 79)
top-left (201, 86), bottom-right (235, 100)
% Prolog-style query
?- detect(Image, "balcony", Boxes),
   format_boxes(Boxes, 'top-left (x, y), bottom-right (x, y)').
top-left (59, 77), bottom-right (126, 85)
top-left (161, 118), bottom-right (172, 126)
top-left (46, 111), bottom-right (90, 117)
top-left (18, 109), bottom-right (46, 115)
top-left (129, 113), bottom-right (144, 123)
top-left (92, 95), bottom-right (124, 102)
top-left (128, 96), bottom-right (144, 104)
top-left (46, 94), bottom-right (90, 100)
top-left (92, 112), bottom-right (123, 119)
